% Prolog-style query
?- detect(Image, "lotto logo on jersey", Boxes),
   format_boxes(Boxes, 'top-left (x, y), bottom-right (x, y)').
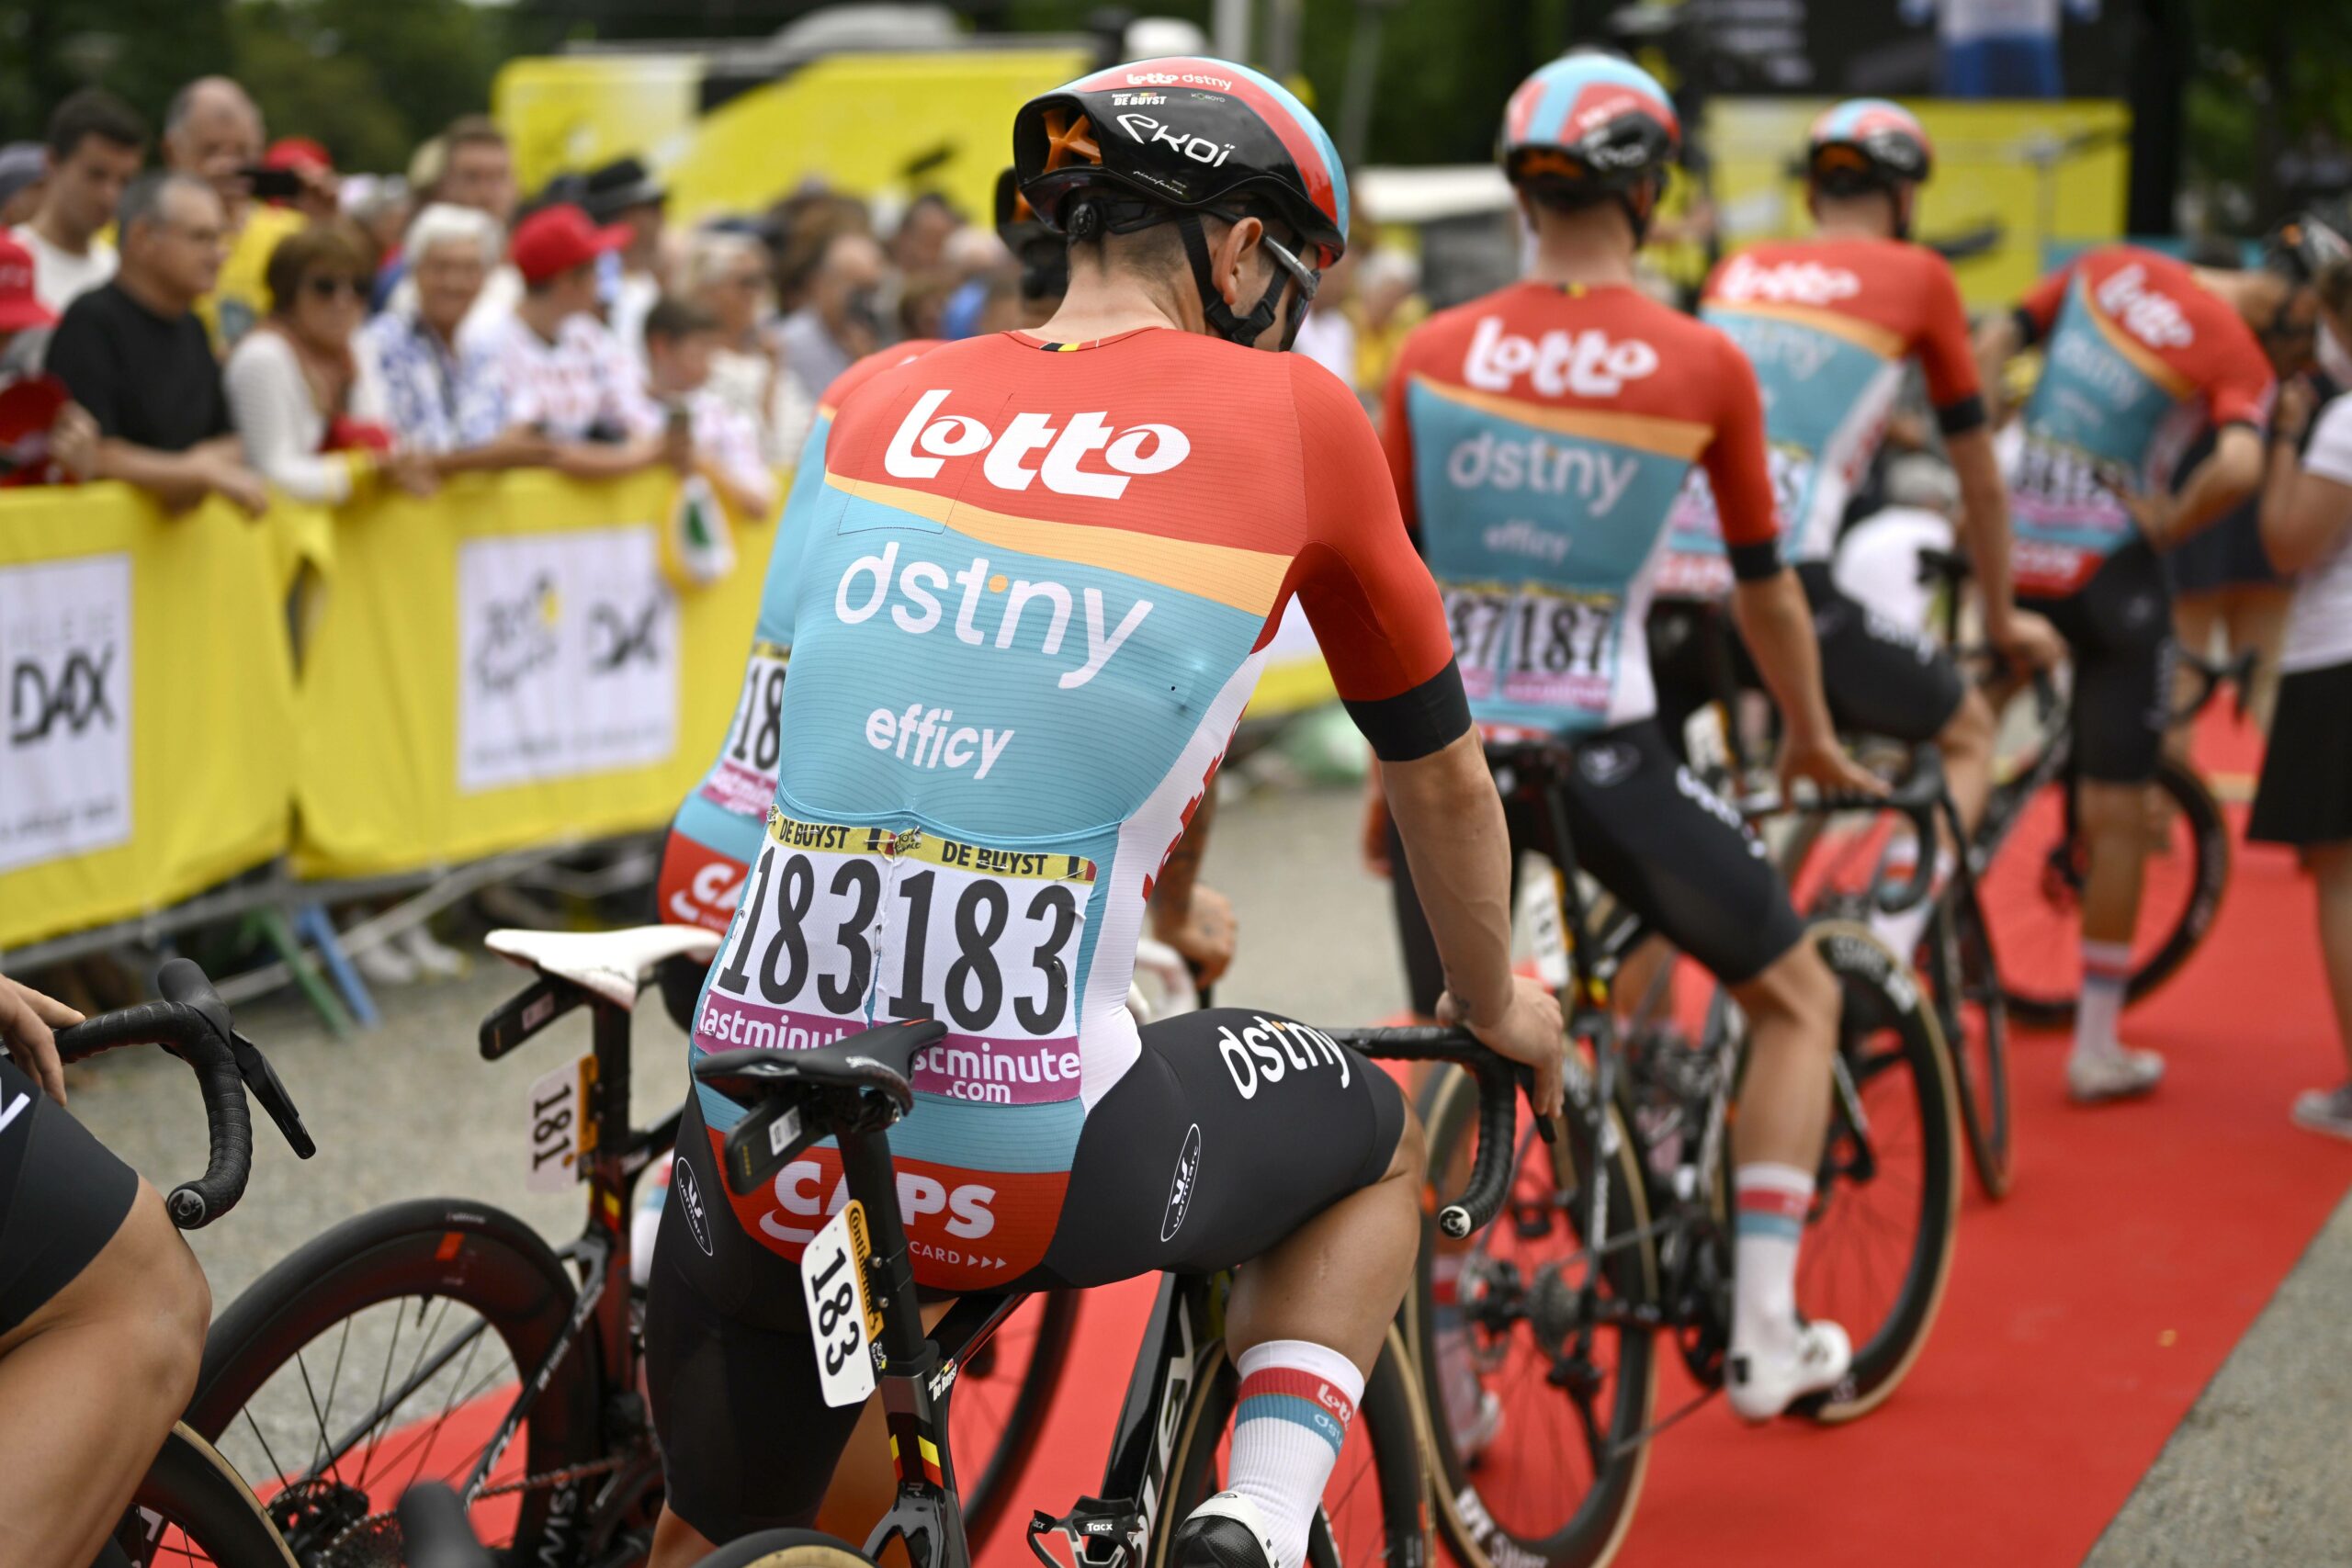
top-left (1462, 317), bottom-right (1659, 399)
top-left (1713, 253), bottom-right (1861, 308)
top-left (883, 389), bottom-right (1191, 499)
top-left (2094, 265), bottom-right (2194, 350)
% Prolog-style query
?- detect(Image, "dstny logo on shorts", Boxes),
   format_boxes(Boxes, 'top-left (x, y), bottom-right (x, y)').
top-left (884, 389), bottom-right (1192, 499)
top-left (1216, 1016), bottom-right (1354, 1100)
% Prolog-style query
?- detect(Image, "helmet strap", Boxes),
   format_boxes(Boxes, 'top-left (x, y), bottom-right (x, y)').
top-left (1617, 177), bottom-right (1660, 248)
top-left (1177, 211), bottom-right (1287, 348)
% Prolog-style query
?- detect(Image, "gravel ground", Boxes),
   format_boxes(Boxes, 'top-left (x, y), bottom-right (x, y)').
top-left (51, 779), bottom-right (2352, 1563)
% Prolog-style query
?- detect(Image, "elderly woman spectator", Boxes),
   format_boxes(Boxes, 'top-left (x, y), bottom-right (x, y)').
top-left (684, 227), bottom-right (797, 462)
top-left (355, 203), bottom-right (544, 470)
top-left (224, 219), bottom-right (435, 503)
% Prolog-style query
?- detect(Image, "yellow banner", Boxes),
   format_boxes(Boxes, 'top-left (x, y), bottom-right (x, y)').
top-left (0, 487), bottom-right (295, 952)
top-left (293, 468), bottom-right (773, 879)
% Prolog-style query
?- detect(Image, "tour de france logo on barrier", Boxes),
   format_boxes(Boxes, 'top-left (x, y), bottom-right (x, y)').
top-left (456, 525), bottom-right (679, 794)
top-left (0, 555), bottom-right (130, 874)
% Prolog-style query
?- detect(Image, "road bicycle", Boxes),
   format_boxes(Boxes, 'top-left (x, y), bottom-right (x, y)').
top-left (1408, 738), bottom-right (1962, 1568)
top-left (23, 958), bottom-right (318, 1568)
top-left (185, 927), bottom-right (1077, 1567)
top-left (656, 1012), bottom-right (1530, 1568)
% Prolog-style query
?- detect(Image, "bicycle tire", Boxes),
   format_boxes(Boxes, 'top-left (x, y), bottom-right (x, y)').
top-left (1988, 756), bottom-right (2232, 1027)
top-left (115, 1424), bottom-right (300, 1567)
top-left (1147, 1327), bottom-right (1428, 1568)
top-left (1925, 890), bottom-right (2011, 1200)
top-left (956, 1287), bottom-right (1079, 1551)
top-left (1410, 1060), bottom-right (1657, 1568)
top-left (685, 1528), bottom-right (875, 1568)
top-left (1795, 923), bottom-right (1962, 1423)
top-left (188, 1199), bottom-right (606, 1567)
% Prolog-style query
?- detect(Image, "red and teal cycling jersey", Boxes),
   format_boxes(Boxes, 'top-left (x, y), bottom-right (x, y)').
top-left (658, 344), bottom-right (940, 932)
top-left (1660, 237), bottom-right (1985, 591)
top-left (2007, 245), bottom-right (2274, 596)
top-left (1383, 279), bottom-right (1781, 735)
top-left (689, 327), bottom-right (1460, 1290)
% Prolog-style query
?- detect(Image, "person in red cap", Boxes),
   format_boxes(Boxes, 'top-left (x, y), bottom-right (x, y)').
top-left (261, 136), bottom-right (340, 221)
top-left (459, 200), bottom-right (669, 476)
top-left (0, 231), bottom-right (96, 482)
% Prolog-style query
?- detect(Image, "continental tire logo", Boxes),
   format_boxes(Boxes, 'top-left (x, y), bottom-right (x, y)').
top-left (1161, 1122), bottom-right (1203, 1242)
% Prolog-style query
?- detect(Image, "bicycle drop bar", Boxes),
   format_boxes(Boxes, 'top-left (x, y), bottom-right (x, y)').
top-left (1741, 746), bottom-right (1949, 914)
top-left (1323, 1026), bottom-right (1548, 1240)
top-left (48, 958), bottom-right (314, 1229)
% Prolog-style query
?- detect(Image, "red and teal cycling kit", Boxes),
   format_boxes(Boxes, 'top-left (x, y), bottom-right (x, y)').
top-left (1377, 279), bottom-right (1804, 999)
top-left (675, 327), bottom-right (1457, 1296)
top-left (2005, 246), bottom-right (2274, 780)
top-left (2007, 245), bottom-right (2273, 597)
top-left (656, 343), bottom-right (940, 934)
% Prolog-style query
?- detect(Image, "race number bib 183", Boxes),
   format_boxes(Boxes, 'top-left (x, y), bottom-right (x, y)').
top-left (698, 641), bottom-right (789, 820)
top-left (696, 812), bottom-right (1097, 1105)
top-left (1444, 582), bottom-right (1620, 716)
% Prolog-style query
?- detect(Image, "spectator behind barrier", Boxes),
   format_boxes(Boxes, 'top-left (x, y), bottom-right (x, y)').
top-left (0, 231), bottom-right (97, 484)
top-left (583, 154), bottom-right (669, 373)
top-left (384, 115), bottom-right (522, 339)
top-left (226, 219), bottom-right (440, 504)
top-left (776, 229), bottom-right (885, 408)
top-left (356, 203), bottom-right (546, 472)
top-left (262, 137), bottom-right (341, 222)
top-left (888, 190), bottom-right (962, 275)
top-left (13, 88), bottom-right (145, 317)
top-left (162, 76), bottom-right (307, 354)
top-left (684, 227), bottom-right (794, 463)
top-left (460, 202), bottom-right (666, 479)
top-left (42, 171), bottom-right (266, 515)
top-left (643, 295), bottom-right (776, 524)
top-left (0, 144), bottom-right (45, 229)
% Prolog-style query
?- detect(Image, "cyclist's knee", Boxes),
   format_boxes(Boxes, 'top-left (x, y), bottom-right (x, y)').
top-left (102, 1183), bottom-right (211, 1405)
top-left (1737, 940), bottom-right (1839, 1046)
top-left (2077, 778), bottom-right (2146, 838)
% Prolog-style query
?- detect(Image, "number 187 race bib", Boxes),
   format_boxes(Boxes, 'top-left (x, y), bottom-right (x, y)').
top-left (695, 811), bottom-right (1098, 1106)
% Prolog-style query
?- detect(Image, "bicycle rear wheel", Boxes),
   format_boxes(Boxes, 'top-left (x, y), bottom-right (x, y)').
top-left (1794, 923), bottom-right (1962, 1423)
top-left (187, 1200), bottom-right (610, 1567)
top-left (1147, 1330), bottom-right (1427, 1568)
top-left (1922, 890), bottom-right (2011, 1199)
top-left (1983, 757), bottom-right (2230, 1026)
top-left (1410, 1062), bottom-right (1658, 1568)
top-left (115, 1424), bottom-right (299, 1567)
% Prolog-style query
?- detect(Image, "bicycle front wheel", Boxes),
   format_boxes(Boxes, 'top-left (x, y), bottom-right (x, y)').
top-left (1983, 756), bottom-right (2230, 1026)
top-left (1795, 923), bottom-right (1962, 1423)
top-left (116, 1425), bottom-right (299, 1567)
top-left (1923, 890), bottom-right (2011, 1199)
top-left (1148, 1330), bottom-right (1428, 1568)
top-left (188, 1199), bottom-right (611, 1567)
top-left (1411, 1061), bottom-right (1658, 1568)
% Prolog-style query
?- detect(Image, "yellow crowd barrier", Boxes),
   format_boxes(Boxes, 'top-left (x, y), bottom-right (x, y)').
top-left (0, 485), bottom-right (297, 953)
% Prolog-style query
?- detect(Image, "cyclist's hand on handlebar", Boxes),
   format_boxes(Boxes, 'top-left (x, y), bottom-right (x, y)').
top-left (0, 974), bottom-right (83, 1107)
top-left (1987, 605), bottom-right (2066, 674)
top-left (1150, 882), bottom-right (1238, 987)
top-left (1780, 732), bottom-right (1887, 800)
top-left (1439, 976), bottom-right (1565, 1119)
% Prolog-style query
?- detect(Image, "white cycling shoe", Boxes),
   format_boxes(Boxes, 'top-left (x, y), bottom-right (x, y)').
top-left (2067, 1046), bottom-right (2165, 1105)
top-left (1725, 1319), bottom-right (1852, 1423)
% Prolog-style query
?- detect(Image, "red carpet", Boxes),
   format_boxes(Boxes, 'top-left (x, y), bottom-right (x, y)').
top-left (987, 714), bottom-right (2352, 1568)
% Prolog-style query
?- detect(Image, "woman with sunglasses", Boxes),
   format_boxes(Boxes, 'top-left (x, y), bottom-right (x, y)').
top-left (225, 217), bottom-right (436, 502)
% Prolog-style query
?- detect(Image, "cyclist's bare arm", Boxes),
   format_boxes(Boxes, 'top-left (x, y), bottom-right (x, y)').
top-left (1972, 311), bottom-right (2026, 422)
top-left (2132, 423), bottom-right (2265, 549)
top-left (1148, 789), bottom-right (1237, 985)
top-left (1732, 568), bottom-right (1883, 797)
top-left (1382, 729), bottom-right (1565, 1113)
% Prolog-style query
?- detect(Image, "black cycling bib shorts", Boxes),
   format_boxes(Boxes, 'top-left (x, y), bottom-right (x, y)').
top-left (2018, 541), bottom-right (2176, 784)
top-left (643, 1006), bottom-right (1407, 1541)
top-left (0, 1052), bottom-right (140, 1336)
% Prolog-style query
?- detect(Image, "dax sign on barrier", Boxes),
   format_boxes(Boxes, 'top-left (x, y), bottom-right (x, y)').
top-left (1, 555), bottom-right (131, 874)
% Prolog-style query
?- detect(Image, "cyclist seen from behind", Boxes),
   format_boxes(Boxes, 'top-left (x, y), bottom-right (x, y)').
top-left (1376, 53), bottom-right (1879, 1420)
top-left (644, 60), bottom-right (1564, 1568)
top-left (1974, 216), bottom-right (2336, 1100)
top-left (1694, 98), bottom-right (2064, 955)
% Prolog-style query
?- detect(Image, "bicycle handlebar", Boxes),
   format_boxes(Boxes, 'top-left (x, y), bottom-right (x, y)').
top-left (47, 958), bottom-right (313, 1230)
top-left (1740, 747), bottom-right (1949, 914)
top-left (1323, 1025), bottom-right (1551, 1241)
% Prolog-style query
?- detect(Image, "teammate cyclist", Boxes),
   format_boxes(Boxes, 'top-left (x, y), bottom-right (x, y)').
top-left (1694, 98), bottom-right (2064, 952)
top-left (643, 61), bottom-right (1564, 1568)
top-left (1973, 216), bottom-right (2339, 1100)
top-left (1378, 52), bottom-right (1880, 1421)
top-left (2, 972), bottom-right (212, 1568)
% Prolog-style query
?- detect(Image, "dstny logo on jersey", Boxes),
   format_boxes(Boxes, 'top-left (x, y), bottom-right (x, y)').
top-left (1463, 317), bottom-right (1659, 399)
top-left (884, 389), bottom-right (1192, 500)
top-left (2094, 265), bottom-right (2194, 351)
top-left (1713, 253), bottom-right (1861, 308)
top-left (835, 539), bottom-right (1152, 691)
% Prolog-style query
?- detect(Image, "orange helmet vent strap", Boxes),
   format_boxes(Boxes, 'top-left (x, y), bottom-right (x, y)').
top-left (1044, 108), bottom-right (1102, 171)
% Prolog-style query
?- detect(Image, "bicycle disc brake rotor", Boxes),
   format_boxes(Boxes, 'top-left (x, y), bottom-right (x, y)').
top-left (267, 1476), bottom-right (379, 1562)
